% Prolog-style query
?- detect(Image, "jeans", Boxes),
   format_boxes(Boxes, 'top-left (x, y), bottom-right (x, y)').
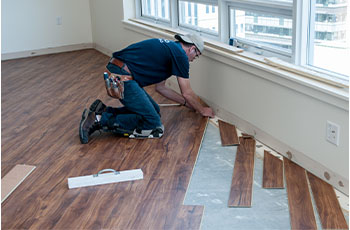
top-left (100, 63), bottom-right (161, 131)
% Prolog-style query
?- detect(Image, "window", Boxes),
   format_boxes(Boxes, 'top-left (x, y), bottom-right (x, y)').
top-left (307, 0), bottom-right (349, 78)
top-left (141, 0), bottom-right (170, 22)
top-left (228, 1), bottom-right (293, 58)
top-left (229, 9), bottom-right (292, 52)
top-left (179, 1), bottom-right (218, 35)
top-left (137, 0), bottom-right (350, 80)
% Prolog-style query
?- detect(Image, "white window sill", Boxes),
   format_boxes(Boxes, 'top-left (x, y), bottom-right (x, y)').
top-left (122, 19), bottom-right (349, 111)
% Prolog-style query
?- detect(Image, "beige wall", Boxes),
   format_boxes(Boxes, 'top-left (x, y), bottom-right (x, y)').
top-left (89, 0), bottom-right (144, 55)
top-left (1, 0), bottom-right (93, 54)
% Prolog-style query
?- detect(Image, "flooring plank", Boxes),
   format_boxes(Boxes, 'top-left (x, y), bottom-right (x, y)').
top-left (263, 151), bottom-right (284, 188)
top-left (284, 158), bottom-right (317, 230)
top-left (1, 50), bottom-right (207, 230)
top-left (307, 172), bottom-right (348, 229)
top-left (228, 137), bottom-right (255, 207)
top-left (218, 120), bottom-right (239, 146)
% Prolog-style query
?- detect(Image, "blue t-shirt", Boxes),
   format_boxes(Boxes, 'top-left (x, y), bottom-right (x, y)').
top-left (112, 38), bottom-right (189, 87)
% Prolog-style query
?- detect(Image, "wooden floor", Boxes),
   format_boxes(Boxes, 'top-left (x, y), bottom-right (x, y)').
top-left (1, 49), bottom-right (208, 229)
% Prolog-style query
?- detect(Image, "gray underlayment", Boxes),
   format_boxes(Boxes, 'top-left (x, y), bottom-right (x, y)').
top-left (184, 122), bottom-right (349, 230)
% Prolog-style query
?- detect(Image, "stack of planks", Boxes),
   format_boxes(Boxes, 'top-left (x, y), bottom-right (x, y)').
top-left (218, 119), bottom-right (348, 229)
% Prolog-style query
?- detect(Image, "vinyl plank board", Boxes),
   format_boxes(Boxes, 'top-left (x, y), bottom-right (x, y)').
top-left (307, 172), bottom-right (348, 229)
top-left (218, 120), bottom-right (239, 146)
top-left (284, 158), bottom-right (317, 230)
top-left (228, 137), bottom-right (255, 207)
top-left (263, 151), bottom-right (284, 188)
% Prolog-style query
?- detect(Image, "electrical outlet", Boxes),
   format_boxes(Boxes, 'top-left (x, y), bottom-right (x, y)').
top-left (326, 121), bottom-right (340, 146)
top-left (56, 16), bottom-right (62, 25)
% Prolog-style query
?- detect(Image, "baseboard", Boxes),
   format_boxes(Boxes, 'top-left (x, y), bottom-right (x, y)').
top-left (166, 78), bottom-right (349, 196)
top-left (1, 43), bottom-right (94, 60)
top-left (93, 43), bottom-right (113, 57)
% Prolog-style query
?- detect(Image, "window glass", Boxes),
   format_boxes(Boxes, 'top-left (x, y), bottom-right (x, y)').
top-left (179, 1), bottom-right (218, 34)
top-left (141, 0), bottom-right (170, 21)
top-left (308, 0), bottom-right (349, 77)
top-left (229, 8), bottom-right (293, 51)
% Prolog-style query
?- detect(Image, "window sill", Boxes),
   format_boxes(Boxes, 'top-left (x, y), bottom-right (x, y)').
top-left (123, 19), bottom-right (349, 111)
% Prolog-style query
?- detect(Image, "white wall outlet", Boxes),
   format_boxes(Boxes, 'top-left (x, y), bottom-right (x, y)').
top-left (56, 16), bottom-right (62, 25)
top-left (326, 121), bottom-right (340, 146)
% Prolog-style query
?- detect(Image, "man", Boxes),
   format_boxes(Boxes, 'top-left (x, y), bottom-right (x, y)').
top-left (79, 33), bottom-right (215, 144)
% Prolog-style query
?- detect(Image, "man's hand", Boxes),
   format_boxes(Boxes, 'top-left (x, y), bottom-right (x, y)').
top-left (200, 107), bottom-right (215, 118)
top-left (177, 77), bottom-right (215, 118)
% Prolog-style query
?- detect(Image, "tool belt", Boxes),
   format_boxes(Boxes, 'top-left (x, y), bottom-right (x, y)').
top-left (105, 58), bottom-right (134, 99)
top-left (109, 58), bottom-right (133, 78)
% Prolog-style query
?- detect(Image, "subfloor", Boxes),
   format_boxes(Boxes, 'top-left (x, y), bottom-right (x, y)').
top-left (184, 121), bottom-right (349, 229)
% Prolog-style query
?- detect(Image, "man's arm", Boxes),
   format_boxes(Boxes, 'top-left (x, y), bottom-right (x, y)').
top-left (155, 80), bottom-right (188, 106)
top-left (176, 77), bottom-right (215, 118)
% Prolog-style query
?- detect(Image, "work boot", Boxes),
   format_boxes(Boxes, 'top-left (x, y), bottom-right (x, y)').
top-left (89, 99), bottom-right (106, 115)
top-left (79, 109), bottom-right (101, 144)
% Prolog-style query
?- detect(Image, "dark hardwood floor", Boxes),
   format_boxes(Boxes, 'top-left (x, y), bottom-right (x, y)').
top-left (1, 49), bottom-right (207, 229)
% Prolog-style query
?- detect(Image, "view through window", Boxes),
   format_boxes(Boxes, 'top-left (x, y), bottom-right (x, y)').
top-left (141, 0), bottom-right (170, 21)
top-left (178, 1), bottom-right (218, 34)
top-left (229, 9), bottom-right (293, 52)
top-left (309, 0), bottom-right (349, 77)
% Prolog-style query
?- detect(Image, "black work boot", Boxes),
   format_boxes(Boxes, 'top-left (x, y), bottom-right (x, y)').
top-left (89, 99), bottom-right (106, 115)
top-left (79, 109), bottom-right (101, 144)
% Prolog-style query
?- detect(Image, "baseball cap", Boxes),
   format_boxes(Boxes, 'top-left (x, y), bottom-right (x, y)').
top-left (174, 33), bottom-right (204, 53)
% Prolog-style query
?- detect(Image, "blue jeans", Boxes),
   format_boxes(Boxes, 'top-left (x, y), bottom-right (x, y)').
top-left (100, 63), bottom-right (161, 131)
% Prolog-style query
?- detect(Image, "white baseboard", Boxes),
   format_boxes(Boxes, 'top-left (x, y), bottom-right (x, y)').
top-left (93, 43), bottom-right (113, 57)
top-left (166, 78), bottom-right (349, 196)
top-left (1, 43), bottom-right (94, 60)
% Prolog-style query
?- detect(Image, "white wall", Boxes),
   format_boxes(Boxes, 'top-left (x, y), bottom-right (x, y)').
top-left (90, 1), bottom-right (349, 194)
top-left (1, 0), bottom-right (93, 54)
top-left (89, 0), bottom-right (144, 55)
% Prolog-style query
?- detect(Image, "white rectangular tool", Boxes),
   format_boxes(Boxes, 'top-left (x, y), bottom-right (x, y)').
top-left (68, 168), bottom-right (143, 189)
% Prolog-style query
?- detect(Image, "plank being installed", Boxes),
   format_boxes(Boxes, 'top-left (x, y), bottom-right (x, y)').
top-left (228, 137), bottom-right (255, 207)
top-left (218, 120), bottom-right (239, 146)
top-left (307, 172), bottom-right (348, 229)
top-left (284, 158), bottom-right (317, 229)
top-left (262, 151), bottom-right (284, 188)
